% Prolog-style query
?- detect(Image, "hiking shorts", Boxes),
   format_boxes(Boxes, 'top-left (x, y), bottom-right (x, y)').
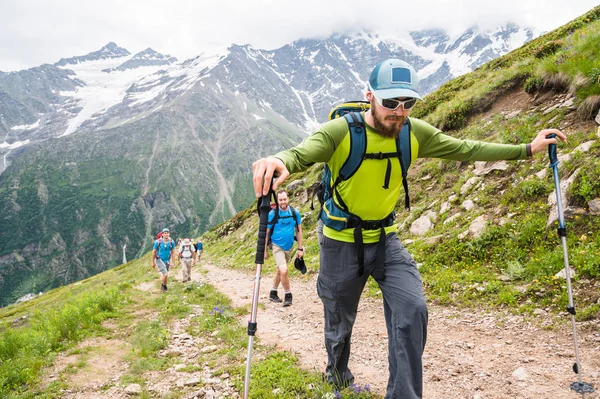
top-left (156, 259), bottom-right (171, 274)
top-left (272, 245), bottom-right (292, 273)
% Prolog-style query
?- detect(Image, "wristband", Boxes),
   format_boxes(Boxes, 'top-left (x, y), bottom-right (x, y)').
top-left (526, 143), bottom-right (532, 157)
top-left (298, 248), bottom-right (304, 250)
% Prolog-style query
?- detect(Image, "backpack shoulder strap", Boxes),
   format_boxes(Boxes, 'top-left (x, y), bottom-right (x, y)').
top-left (339, 112), bottom-right (366, 182)
top-left (397, 117), bottom-right (412, 210)
top-left (398, 117), bottom-right (412, 171)
top-left (289, 206), bottom-right (299, 227)
top-left (329, 112), bottom-right (367, 212)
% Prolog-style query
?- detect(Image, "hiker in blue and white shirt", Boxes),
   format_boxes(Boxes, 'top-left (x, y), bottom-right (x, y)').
top-left (151, 228), bottom-right (175, 291)
top-left (177, 238), bottom-right (196, 282)
top-left (264, 190), bottom-right (303, 307)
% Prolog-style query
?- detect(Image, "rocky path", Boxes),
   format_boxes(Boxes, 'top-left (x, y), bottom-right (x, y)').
top-left (41, 261), bottom-right (600, 398)
top-left (203, 261), bottom-right (600, 398)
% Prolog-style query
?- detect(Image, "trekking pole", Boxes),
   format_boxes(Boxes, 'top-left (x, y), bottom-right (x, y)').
top-left (547, 134), bottom-right (594, 397)
top-left (243, 192), bottom-right (272, 399)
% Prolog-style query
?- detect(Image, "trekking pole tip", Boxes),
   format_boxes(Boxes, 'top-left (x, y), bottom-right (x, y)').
top-left (570, 380), bottom-right (594, 395)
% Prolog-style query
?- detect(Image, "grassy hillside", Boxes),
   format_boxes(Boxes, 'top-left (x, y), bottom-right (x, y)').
top-left (0, 252), bottom-right (378, 399)
top-left (203, 6), bottom-right (600, 320)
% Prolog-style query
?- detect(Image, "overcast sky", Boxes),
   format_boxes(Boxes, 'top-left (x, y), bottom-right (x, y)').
top-left (1, 0), bottom-right (598, 72)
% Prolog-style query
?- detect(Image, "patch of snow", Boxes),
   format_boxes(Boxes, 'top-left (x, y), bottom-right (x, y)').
top-left (127, 82), bottom-right (171, 106)
top-left (10, 120), bottom-right (40, 130)
top-left (0, 139), bottom-right (30, 149)
top-left (57, 57), bottom-right (171, 136)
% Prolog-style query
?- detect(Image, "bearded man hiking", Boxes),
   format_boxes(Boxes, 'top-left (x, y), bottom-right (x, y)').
top-left (251, 58), bottom-right (566, 398)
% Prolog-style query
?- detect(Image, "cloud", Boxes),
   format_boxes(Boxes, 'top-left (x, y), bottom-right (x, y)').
top-left (0, 0), bottom-right (598, 71)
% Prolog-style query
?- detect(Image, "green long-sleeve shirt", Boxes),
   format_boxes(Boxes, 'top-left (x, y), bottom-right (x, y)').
top-left (275, 114), bottom-right (528, 243)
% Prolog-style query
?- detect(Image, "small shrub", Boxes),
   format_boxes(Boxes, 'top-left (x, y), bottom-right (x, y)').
top-left (524, 76), bottom-right (543, 94)
top-left (541, 72), bottom-right (572, 91)
top-left (576, 95), bottom-right (600, 120)
top-left (570, 160), bottom-right (600, 203)
top-left (533, 39), bottom-right (565, 58)
top-left (505, 260), bottom-right (525, 280)
top-left (587, 67), bottom-right (600, 85)
top-left (520, 179), bottom-right (551, 198)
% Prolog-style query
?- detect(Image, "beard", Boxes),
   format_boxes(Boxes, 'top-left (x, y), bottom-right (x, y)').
top-left (371, 103), bottom-right (406, 138)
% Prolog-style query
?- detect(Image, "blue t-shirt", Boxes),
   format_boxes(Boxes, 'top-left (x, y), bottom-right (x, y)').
top-left (196, 242), bottom-right (203, 251)
top-left (154, 238), bottom-right (175, 261)
top-left (268, 207), bottom-right (301, 251)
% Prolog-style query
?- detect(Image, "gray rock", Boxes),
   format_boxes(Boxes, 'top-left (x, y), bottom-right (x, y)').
top-left (439, 201), bottom-right (451, 215)
top-left (574, 141), bottom-right (595, 153)
top-left (469, 215), bottom-right (487, 238)
top-left (473, 160), bottom-right (510, 176)
top-left (462, 200), bottom-right (475, 211)
top-left (184, 377), bottom-right (201, 386)
top-left (460, 176), bottom-right (481, 195)
top-left (125, 383), bottom-right (143, 394)
top-left (512, 367), bottom-right (529, 381)
top-left (200, 345), bottom-right (218, 353)
top-left (554, 268), bottom-right (576, 280)
top-left (410, 214), bottom-right (434, 236)
top-left (444, 213), bottom-right (462, 225)
top-left (286, 179), bottom-right (305, 194)
top-left (547, 168), bottom-right (580, 226)
top-left (589, 198), bottom-right (600, 214)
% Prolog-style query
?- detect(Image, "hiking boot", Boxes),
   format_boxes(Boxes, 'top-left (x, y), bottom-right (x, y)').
top-left (283, 293), bottom-right (293, 307)
top-left (269, 290), bottom-right (282, 303)
top-left (161, 284), bottom-right (167, 292)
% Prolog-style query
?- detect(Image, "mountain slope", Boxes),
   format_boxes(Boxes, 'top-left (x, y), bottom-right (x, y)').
top-left (0, 23), bottom-right (545, 306)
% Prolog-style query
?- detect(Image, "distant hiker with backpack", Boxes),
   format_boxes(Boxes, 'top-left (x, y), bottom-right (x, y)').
top-left (177, 238), bottom-right (196, 282)
top-left (264, 190), bottom-right (303, 307)
top-left (252, 58), bottom-right (566, 398)
top-left (151, 228), bottom-right (176, 291)
top-left (195, 240), bottom-right (204, 263)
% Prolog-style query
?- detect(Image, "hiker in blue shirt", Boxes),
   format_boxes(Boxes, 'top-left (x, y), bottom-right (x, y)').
top-left (195, 240), bottom-right (204, 263)
top-left (151, 228), bottom-right (175, 291)
top-left (264, 190), bottom-right (304, 307)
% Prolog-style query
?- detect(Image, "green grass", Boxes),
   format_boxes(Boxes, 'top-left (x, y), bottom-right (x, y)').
top-left (0, 288), bottom-right (122, 397)
top-left (0, 251), bottom-right (363, 399)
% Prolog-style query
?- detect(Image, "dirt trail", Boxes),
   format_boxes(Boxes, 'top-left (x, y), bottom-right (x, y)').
top-left (202, 260), bottom-right (600, 398)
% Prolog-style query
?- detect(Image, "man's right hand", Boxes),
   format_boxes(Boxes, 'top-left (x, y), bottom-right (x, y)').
top-left (252, 157), bottom-right (289, 197)
top-left (264, 250), bottom-right (269, 260)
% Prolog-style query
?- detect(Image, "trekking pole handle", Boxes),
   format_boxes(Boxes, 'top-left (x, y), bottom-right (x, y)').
top-left (255, 194), bottom-right (271, 264)
top-left (546, 133), bottom-right (558, 166)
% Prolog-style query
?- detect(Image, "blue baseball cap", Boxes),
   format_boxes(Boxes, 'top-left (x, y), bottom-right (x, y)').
top-left (162, 228), bottom-right (170, 233)
top-left (368, 59), bottom-right (422, 100)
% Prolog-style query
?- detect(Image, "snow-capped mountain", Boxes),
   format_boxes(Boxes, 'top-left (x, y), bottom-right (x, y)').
top-left (0, 24), bottom-right (537, 173)
top-left (55, 42), bottom-right (131, 66)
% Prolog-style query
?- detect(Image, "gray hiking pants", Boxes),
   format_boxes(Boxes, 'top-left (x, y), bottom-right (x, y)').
top-left (317, 232), bottom-right (428, 399)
